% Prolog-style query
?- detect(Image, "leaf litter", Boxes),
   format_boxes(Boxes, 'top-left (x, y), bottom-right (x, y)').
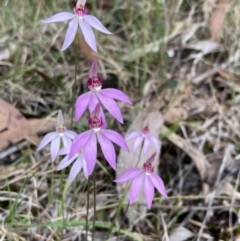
top-left (1, 0), bottom-right (240, 240)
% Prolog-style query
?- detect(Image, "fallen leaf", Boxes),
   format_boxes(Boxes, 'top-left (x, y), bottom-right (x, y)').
top-left (168, 227), bottom-right (194, 241)
top-left (0, 99), bottom-right (27, 129)
top-left (0, 111), bottom-right (10, 132)
top-left (0, 118), bottom-right (56, 151)
top-left (210, 0), bottom-right (232, 41)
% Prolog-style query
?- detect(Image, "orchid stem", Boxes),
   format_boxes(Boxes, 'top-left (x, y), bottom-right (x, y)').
top-left (71, 37), bottom-right (79, 128)
top-left (86, 179), bottom-right (90, 240)
top-left (115, 144), bottom-right (143, 240)
top-left (92, 171), bottom-right (97, 241)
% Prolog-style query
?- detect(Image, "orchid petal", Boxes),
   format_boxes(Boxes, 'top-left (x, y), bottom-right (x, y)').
top-left (65, 130), bottom-right (78, 139)
top-left (88, 92), bottom-right (99, 112)
top-left (57, 155), bottom-right (76, 170)
top-left (51, 135), bottom-right (60, 161)
top-left (62, 135), bottom-right (72, 148)
top-left (75, 92), bottom-right (91, 121)
top-left (125, 131), bottom-right (141, 141)
top-left (96, 92), bottom-right (123, 123)
top-left (89, 58), bottom-right (98, 78)
top-left (129, 173), bottom-right (144, 204)
top-left (148, 135), bottom-right (160, 152)
top-left (133, 136), bottom-right (143, 152)
top-left (61, 17), bottom-right (78, 51)
top-left (42, 12), bottom-right (75, 23)
top-left (69, 155), bottom-right (83, 181)
top-left (91, 102), bottom-right (101, 118)
top-left (83, 15), bottom-right (112, 34)
top-left (82, 156), bottom-right (89, 179)
top-left (100, 89), bottom-right (132, 104)
top-left (149, 174), bottom-right (168, 199)
top-left (76, 0), bottom-right (86, 7)
top-left (143, 136), bottom-right (150, 155)
top-left (79, 21), bottom-right (97, 53)
top-left (58, 147), bottom-right (70, 156)
top-left (146, 153), bottom-right (157, 164)
top-left (114, 168), bottom-right (142, 183)
top-left (97, 132), bottom-right (116, 170)
top-left (101, 129), bottom-right (129, 151)
top-left (57, 110), bottom-right (64, 126)
top-left (83, 132), bottom-right (97, 175)
top-left (69, 130), bottom-right (92, 158)
top-left (37, 132), bottom-right (58, 151)
top-left (144, 175), bottom-right (154, 209)
top-left (99, 105), bottom-right (107, 129)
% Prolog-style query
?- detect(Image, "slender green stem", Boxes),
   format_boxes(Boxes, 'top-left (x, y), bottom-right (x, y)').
top-left (86, 179), bottom-right (90, 239)
top-left (92, 172), bottom-right (97, 241)
top-left (111, 144), bottom-right (144, 240)
top-left (116, 202), bottom-right (130, 241)
top-left (71, 37), bottom-right (79, 128)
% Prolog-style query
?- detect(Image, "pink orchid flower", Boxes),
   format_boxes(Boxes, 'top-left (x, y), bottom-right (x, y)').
top-left (126, 126), bottom-right (160, 154)
top-left (75, 58), bottom-right (132, 123)
top-left (70, 104), bottom-right (129, 175)
top-left (57, 145), bottom-right (88, 181)
top-left (37, 110), bottom-right (77, 161)
top-left (114, 153), bottom-right (168, 209)
top-left (42, 0), bottom-right (112, 52)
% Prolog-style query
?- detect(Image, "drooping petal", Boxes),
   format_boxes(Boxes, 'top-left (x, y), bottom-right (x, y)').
top-left (37, 132), bottom-right (58, 151)
top-left (51, 135), bottom-right (60, 161)
top-left (148, 135), bottom-right (160, 152)
top-left (100, 89), bottom-right (132, 104)
top-left (57, 155), bottom-right (77, 170)
top-left (114, 168), bottom-right (142, 183)
top-left (69, 156), bottom-right (83, 181)
top-left (96, 92), bottom-right (123, 123)
top-left (149, 173), bottom-right (168, 199)
top-left (144, 175), bottom-right (155, 209)
top-left (133, 136), bottom-right (143, 152)
top-left (83, 132), bottom-right (97, 175)
top-left (90, 102), bottom-right (101, 118)
top-left (58, 147), bottom-right (70, 155)
top-left (125, 131), bottom-right (141, 141)
top-left (62, 135), bottom-right (72, 148)
top-left (61, 17), bottom-right (78, 51)
top-left (143, 136), bottom-right (150, 155)
top-left (65, 130), bottom-right (78, 139)
top-left (101, 129), bottom-right (129, 151)
top-left (83, 15), bottom-right (112, 34)
top-left (42, 12), bottom-right (75, 23)
top-left (89, 58), bottom-right (98, 78)
top-left (75, 92), bottom-right (91, 121)
top-left (97, 132), bottom-right (116, 170)
top-left (82, 156), bottom-right (89, 179)
top-left (69, 130), bottom-right (92, 158)
top-left (88, 92), bottom-right (99, 112)
top-left (79, 21), bottom-right (97, 53)
top-left (129, 173), bottom-right (145, 205)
